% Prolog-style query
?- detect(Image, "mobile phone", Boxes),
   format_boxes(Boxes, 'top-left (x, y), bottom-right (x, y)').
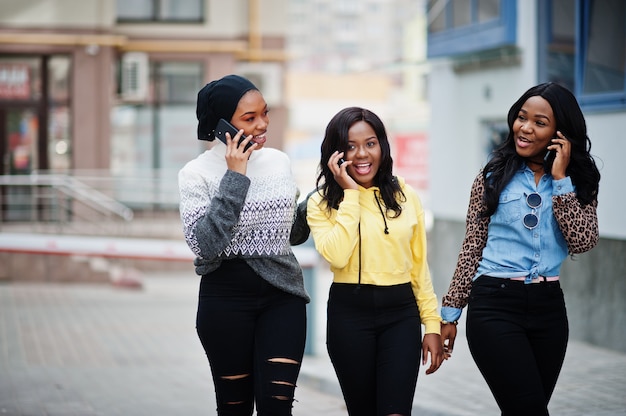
top-left (543, 147), bottom-right (556, 170)
top-left (337, 157), bottom-right (346, 167)
top-left (544, 132), bottom-right (570, 171)
top-left (543, 135), bottom-right (559, 171)
top-left (214, 118), bottom-right (253, 151)
top-left (544, 148), bottom-right (555, 162)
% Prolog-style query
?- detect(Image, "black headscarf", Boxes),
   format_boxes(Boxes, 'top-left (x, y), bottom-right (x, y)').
top-left (196, 74), bottom-right (259, 141)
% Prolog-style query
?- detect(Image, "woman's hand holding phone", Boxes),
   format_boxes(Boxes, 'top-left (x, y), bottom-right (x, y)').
top-left (328, 151), bottom-right (358, 190)
top-left (216, 118), bottom-right (256, 175)
top-left (546, 131), bottom-right (571, 180)
top-left (215, 119), bottom-right (255, 151)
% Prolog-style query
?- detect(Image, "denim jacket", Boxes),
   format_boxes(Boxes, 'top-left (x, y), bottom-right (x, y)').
top-left (441, 166), bottom-right (598, 322)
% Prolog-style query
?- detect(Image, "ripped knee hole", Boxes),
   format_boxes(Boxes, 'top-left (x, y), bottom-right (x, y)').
top-left (220, 373), bottom-right (250, 381)
top-left (267, 357), bottom-right (300, 365)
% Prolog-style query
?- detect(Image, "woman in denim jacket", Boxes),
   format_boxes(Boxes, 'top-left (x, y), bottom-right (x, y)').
top-left (440, 82), bottom-right (600, 416)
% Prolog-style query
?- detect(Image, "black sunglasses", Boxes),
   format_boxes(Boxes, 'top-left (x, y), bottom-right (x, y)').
top-left (523, 193), bottom-right (542, 229)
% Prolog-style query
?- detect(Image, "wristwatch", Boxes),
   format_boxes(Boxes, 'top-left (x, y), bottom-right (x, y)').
top-left (441, 320), bottom-right (458, 325)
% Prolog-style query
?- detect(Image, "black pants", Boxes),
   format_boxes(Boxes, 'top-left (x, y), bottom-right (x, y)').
top-left (326, 283), bottom-right (422, 416)
top-left (196, 259), bottom-right (307, 416)
top-left (467, 276), bottom-right (569, 416)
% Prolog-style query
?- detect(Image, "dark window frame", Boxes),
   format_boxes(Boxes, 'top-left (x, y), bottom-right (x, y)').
top-left (427, 0), bottom-right (517, 58)
top-left (116, 0), bottom-right (204, 24)
top-left (538, 0), bottom-right (626, 112)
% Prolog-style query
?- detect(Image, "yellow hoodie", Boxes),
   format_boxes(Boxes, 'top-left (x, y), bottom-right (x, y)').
top-left (307, 177), bottom-right (441, 334)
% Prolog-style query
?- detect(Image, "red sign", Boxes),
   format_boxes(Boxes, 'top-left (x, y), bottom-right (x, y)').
top-left (0, 64), bottom-right (31, 100)
top-left (393, 132), bottom-right (429, 191)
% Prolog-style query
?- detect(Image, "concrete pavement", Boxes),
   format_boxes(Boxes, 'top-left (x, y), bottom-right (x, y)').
top-left (1, 271), bottom-right (625, 415)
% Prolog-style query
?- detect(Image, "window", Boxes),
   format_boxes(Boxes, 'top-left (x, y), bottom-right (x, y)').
top-left (427, 0), bottom-right (516, 57)
top-left (111, 61), bottom-right (202, 180)
top-left (452, 0), bottom-right (472, 28)
top-left (116, 0), bottom-right (203, 23)
top-left (154, 62), bottom-right (203, 104)
top-left (478, 0), bottom-right (500, 22)
top-left (0, 55), bottom-right (71, 174)
top-left (483, 119), bottom-right (508, 156)
top-left (47, 56), bottom-right (72, 172)
top-left (539, 0), bottom-right (626, 111)
top-left (538, 0), bottom-right (576, 92)
top-left (580, 0), bottom-right (625, 99)
top-left (0, 57), bottom-right (41, 100)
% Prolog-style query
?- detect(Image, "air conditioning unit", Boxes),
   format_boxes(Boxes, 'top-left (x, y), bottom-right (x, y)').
top-left (120, 52), bottom-right (149, 101)
top-left (235, 62), bottom-right (282, 106)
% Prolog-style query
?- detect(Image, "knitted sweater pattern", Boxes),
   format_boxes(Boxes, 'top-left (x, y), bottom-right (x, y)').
top-left (178, 146), bottom-right (309, 302)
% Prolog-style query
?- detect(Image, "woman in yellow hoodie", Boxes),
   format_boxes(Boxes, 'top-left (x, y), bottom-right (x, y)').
top-left (307, 107), bottom-right (444, 416)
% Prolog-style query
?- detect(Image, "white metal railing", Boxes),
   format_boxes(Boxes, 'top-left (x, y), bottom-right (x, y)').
top-left (68, 169), bottom-right (180, 210)
top-left (0, 170), bottom-right (180, 237)
top-left (0, 170), bottom-right (180, 234)
top-left (0, 173), bottom-right (132, 221)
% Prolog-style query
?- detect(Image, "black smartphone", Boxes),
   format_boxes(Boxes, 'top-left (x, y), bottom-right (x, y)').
top-left (337, 157), bottom-right (346, 167)
top-left (214, 118), bottom-right (253, 151)
top-left (544, 148), bottom-right (556, 162)
top-left (543, 147), bottom-right (556, 171)
top-left (544, 133), bottom-right (569, 171)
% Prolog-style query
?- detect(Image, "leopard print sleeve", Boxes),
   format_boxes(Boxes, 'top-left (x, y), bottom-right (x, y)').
top-left (441, 173), bottom-right (490, 310)
top-left (553, 193), bottom-right (598, 254)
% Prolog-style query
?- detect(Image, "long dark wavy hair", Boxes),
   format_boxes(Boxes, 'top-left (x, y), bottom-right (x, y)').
top-left (315, 107), bottom-right (405, 216)
top-left (481, 82), bottom-right (600, 217)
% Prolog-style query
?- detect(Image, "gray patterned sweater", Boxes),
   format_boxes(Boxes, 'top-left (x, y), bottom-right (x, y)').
top-left (178, 144), bottom-right (310, 302)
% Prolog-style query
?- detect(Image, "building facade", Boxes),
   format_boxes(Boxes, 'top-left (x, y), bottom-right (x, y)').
top-left (0, 0), bottom-right (288, 215)
top-left (285, 0), bottom-right (431, 201)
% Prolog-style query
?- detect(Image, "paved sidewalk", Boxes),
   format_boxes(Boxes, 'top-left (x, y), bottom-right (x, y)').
top-left (1, 272), bottom-right (625, 416)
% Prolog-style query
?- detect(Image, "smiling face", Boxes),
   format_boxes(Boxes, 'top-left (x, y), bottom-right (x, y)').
top-left (230, 90), bottom-right (269, 149)
top-left (513, 95), bottom-right (557, 163)
top-left (345, 120), bottom-right (381, 188)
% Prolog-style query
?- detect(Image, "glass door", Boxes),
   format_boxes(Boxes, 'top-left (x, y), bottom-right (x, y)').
top-left (0, 107), bottom-right (39, 220)
top-left (2, 107), bottom-right (38, 174)
top-left (0, 54), bottom-right (70, 222)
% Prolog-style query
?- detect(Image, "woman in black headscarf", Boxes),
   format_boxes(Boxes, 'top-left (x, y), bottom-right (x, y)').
top-left (178, 74), bottom-right (309, 416)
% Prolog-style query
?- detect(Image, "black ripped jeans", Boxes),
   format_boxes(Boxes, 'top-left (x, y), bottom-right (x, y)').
top-left (197, 259), bottom-right (307, 416)
top-left (467, 276), bottom-right (569, 416)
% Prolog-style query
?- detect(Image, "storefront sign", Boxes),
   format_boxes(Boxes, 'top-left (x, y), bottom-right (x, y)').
top-left (0, 64), bottom-right (30, 100)
top-left (393, 132), bottom-right (429, 192)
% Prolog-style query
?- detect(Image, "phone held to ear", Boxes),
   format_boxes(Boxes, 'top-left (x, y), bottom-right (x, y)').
top-left (544, 148), bottom-right (555, 162)
top-left (543, 135), bottom-right (560, 171)
top-left (543, 149), bottom-right (555, 171)
top-left (215, 118), bottom-right (253, 151)
top-left (337, 157), bottom-right (346, 167)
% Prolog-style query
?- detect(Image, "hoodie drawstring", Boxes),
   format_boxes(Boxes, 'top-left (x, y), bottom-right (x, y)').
top-left (353, 223), bottom-right (361, 294)
top-left (354, 192), bottom-right (388, 295)
top-left (374, 191), bottom-right (389, 234)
